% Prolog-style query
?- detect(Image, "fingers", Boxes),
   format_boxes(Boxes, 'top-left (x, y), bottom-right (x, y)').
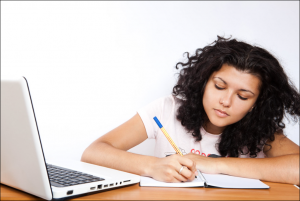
top-left (176, 166), bottom-right (197, 181)
top-left (179, 156), bottom-right (197, 173)
top-left (167, 167), bottom-right (192, 182)
top-left (174, 173), bottom-right (188, 182)
top-left (165, 168), bottom-right (196, 183)
top-left (161, 168), bottom-right (186, 183)
top-left (170, 155), bottom-right (197, 181)
top-left (153, 154), bottom-right (198, 183)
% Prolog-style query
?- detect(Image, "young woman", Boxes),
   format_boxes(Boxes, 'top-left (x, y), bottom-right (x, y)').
top-left (81, 36), bottom-right (300, 185)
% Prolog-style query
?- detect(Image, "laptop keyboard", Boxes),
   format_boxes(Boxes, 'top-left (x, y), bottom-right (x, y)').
top-left (46, 164), bottom-right (105, 187)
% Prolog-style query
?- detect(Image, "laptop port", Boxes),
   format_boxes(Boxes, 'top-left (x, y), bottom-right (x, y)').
top-left (115, 182), bottom-right (118, 185)
top-left (110, 183), bottom-right (114, 187)
top-left (120, 182), bottom-right (122, 185)
top-left (67, 190), bottom-right (73, 195)
top-left (90, 187), bottom-right (95, 190)
top-left (104, 184), bottom-right (108, 188)
top-left (97, 184), bottom-right (102, 189)
top-left (123, 180), bottom-right (130, 183)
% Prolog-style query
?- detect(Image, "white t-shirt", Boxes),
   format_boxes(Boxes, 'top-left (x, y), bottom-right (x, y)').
top-left (138, 95), bottom-right (265, 158)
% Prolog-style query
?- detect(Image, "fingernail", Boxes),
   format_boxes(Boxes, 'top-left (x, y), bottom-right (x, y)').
top-left (195, 170), bottom-right (198, 175)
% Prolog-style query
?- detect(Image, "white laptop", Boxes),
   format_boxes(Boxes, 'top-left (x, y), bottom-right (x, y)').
top-left (1, 77), bottom-right (140, 200)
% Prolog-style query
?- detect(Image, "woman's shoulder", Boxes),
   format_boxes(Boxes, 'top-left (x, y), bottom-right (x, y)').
top-left (148, 94), bottom-right (178, 108)
top-left (138, 94), bottom-right (182, 122)
top-left (161, 94), bottom-right (184, 111)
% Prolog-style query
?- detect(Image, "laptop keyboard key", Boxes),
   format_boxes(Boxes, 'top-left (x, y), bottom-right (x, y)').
top-left (46, 163), bottom-right (105, 187)
top-left (79, 175), bottom-right (92, 180)
top-left (50, 181), bottom-right (65, 187)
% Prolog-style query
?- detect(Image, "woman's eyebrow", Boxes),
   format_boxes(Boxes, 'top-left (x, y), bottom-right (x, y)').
top-left (214, 77), bottom-right (255, 95)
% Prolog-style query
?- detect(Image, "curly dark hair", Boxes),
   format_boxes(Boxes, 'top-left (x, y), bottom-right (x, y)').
top-left (172, 36), bottom-right (300, 157)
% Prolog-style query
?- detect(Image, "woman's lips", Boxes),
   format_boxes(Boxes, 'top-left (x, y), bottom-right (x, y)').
top-left (214, 109), bottom-right (229, 117)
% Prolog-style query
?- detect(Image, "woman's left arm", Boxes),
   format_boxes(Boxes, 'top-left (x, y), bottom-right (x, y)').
top-left (184, 132), bottom-right (299, 185)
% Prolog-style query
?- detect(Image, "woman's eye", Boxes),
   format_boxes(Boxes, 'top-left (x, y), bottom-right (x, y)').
top-left (215, 84), bottom-right (224, 90)
top-left (238, 95), bottom-right (248, 100)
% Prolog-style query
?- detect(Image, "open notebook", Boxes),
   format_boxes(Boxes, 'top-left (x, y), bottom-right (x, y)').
top-left (140, 173), bottom-right (269, 189)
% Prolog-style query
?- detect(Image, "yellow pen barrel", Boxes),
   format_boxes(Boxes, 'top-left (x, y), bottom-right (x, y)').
top-left (162, 131), bottom-right (178, 154)
top-left (161, 127), bottom-right (183, 156)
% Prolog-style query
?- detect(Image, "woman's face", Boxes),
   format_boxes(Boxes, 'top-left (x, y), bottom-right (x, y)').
top-left (202, 64), bottom-right (261, 134)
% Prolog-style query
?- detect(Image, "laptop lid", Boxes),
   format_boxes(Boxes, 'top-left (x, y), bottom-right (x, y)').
top-left (1, 76), bottom-right (141, 199)
top-left (1, 77), bottom-right (53, 200)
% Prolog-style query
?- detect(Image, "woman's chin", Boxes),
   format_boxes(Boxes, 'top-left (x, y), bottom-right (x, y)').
top-left (207, 118), bottom-right (230, 130)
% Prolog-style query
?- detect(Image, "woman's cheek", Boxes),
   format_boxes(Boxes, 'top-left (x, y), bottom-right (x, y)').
top-left (231, 102), bottom-right (250, 122)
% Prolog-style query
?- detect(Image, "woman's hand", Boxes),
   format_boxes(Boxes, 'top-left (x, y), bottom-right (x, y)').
top-left (147, 154), bottom-right (198, 183)
top-left (183, 153), bottom-right (221, 174)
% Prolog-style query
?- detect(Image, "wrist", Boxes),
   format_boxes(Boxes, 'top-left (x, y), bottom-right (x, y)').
top-left (216, 157), bottom-right (228, 174)
top-left (142, 156), bottom-right (158, 177)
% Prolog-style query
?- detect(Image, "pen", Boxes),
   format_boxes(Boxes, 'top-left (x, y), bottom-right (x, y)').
top-left (153, 116), bottom-right (204, 181)
top-left (153, 116), bottom-right (183, 156)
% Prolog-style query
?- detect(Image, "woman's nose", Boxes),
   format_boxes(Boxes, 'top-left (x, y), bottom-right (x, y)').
top-left (219, 93), bottom-right (232, 107)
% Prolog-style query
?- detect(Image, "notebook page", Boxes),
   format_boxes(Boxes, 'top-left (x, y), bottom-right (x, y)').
top-left (203, 173), bottom-right (269, 189)
top-left (140, 176), bottom-right (205, 187)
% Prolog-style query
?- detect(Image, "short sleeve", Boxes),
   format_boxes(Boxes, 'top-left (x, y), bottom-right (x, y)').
top-left (137, 95), bottom-right (174, 139)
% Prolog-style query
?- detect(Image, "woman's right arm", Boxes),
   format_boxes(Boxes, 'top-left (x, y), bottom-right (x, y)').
top-left (81, 113), bottom-right (197, 183)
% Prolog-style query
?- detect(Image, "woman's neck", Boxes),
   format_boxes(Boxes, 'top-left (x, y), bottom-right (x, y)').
top-left (203, 121), bottom-right (225, 135)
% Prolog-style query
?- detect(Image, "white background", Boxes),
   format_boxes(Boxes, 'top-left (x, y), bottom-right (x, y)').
top-left (2, 1), bottom-right (299, 161)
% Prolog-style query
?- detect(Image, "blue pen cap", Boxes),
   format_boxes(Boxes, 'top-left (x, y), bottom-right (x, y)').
top-left (153, 116), bottom-right (163, 128)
